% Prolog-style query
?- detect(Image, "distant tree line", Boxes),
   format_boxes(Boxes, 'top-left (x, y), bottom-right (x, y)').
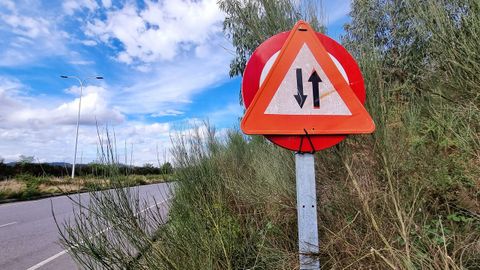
top-left (0, 160), bottom-right (173, 180)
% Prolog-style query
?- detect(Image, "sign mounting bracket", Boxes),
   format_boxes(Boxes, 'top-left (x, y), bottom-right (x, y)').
top-left (298, 129), bottom-right (316, 154)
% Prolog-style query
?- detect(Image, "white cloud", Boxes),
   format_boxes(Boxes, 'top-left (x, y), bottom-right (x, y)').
top-left (207, 103), bottom-right (243, 125)
top-left (75, 0), bottom-right (232, 118)
top-left (63, 0), bottom-right (98, 15)
top-left (0, 121), bottom-right (173, 166)
top-left (113, 52), bottom-right (230, 115)
top-left (124, 122), bottom-right (171, 138)
top-left (1, 14), bottom-right (50, 38)
top-left (0, 76), bottom-right (173, 165)
top-left (86, 0), bottom-right (225, 64)
top-left (0, 77), bottom-right (25, 115)
top-left (75, 0), bottom-right (233, 117)
top-left (101, 0), bottom-right (112, 9)
top-left (0, 1), bottom-right (68, 66)
top-left (151, 110), bottom-right (184, 117)
top-left (0, 75), bottom-right (236, 165)
top-left (0, 81), bottom-right (124, 129)
top-left (0, 0), bottom-right (15, 11)
top-left (69, 60), bottom-right (95, 65)
top-left (0, 76), bottom-right (22, 92)
top-left (135, 64), bottom-right (152, 73)
top-left (82, 40), bottom-right (97, 46)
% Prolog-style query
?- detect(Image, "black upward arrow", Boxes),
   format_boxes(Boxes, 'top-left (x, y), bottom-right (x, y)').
top-left (294, 68), bottom-right (307, 108)
top-left (308, 70), bottom-right (322, 108)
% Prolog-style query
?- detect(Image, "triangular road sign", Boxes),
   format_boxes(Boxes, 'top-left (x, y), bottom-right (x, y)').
top-left (241, 21), bottom-right (375, 135)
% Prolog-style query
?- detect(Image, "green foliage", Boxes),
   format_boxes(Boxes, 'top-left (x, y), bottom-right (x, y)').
top-left (18, 155), bottom-right (35, 165)
top-left (141, 127), bottom-right (298, 269)
top-left (413, 0), bottom-right (480, 103)
top-left (447, 213), bottom-right (474, 224)
top-left (343, 0), bottom-right (429, 85)
top-left (337, 0), bottom-right (480, 267)
top-left (143, 163), bottom-right (154, 168)
top-left (82, 180), bottom-right (103, 191)
top-left (160, 162), bottom-right (173, 175)
top-left (57, 182), bottom-right (169, 270)
top-left (0, 162), bottom-right (169, 180)
top-left (14, 174), bottom-right (41, 199)
top-left (218, 0), bottom-right (325, 80)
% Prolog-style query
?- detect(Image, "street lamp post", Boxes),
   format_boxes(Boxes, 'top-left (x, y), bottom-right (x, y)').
top-left (60, 75), bottom-right (103, 179)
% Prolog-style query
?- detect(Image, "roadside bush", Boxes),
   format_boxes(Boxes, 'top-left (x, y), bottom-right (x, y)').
top-left (16, 174), bottom-right (42, 199)
top-left (0, 163), bottom-right (69, 180)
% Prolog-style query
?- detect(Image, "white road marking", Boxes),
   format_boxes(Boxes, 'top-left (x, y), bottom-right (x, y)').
top-left (0, 221), bottom-right (17, 228)
top-left (25, 250), bottom-right (69, 270)
top-left (26, 196), bottom-right (173, 270)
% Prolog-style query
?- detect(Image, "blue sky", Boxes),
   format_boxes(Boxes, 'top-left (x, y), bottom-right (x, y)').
top-left (0, 0), bottom-right (351, 165)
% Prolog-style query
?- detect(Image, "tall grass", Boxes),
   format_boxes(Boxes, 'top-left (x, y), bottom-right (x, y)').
top-left (60, 0), bottom-right (479, 269)
top-left (55, 123), bottom-right (173, 269)
top-left (138, 124), bottom-right (299, 269)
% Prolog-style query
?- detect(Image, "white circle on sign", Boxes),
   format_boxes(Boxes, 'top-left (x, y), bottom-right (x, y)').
top-left (259, 51), bottom-right (349, 85)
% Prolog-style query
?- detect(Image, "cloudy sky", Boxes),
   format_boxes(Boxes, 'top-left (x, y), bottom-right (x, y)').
top-left (0, 0), bottom-right (351, 165)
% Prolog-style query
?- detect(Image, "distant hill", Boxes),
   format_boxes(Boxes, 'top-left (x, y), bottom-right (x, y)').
top-left (47, 162), bottom-right (72, 167)
top-left (4, 162), bottom-right (72, 167)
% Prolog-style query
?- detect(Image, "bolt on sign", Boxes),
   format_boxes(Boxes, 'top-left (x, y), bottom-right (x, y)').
top-left (240, 21), bottom-right (375, 269)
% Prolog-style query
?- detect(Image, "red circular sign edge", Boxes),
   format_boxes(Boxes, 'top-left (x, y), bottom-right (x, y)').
top-left (241, 31), bottom-right (366, 152)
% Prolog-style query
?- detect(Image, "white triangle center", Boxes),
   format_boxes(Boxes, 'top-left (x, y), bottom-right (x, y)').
top-left (264, 43), bottom-right (352, 116)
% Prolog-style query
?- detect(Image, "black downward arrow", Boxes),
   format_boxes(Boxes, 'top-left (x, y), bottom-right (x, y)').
top-left (294, 68), bottom-right (307, 108)
top-left (308, 70), bottom-right (322, 108)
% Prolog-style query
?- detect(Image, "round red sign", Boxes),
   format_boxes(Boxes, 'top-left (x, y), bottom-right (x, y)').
top-left (241, 31), bottom-right (366, 152)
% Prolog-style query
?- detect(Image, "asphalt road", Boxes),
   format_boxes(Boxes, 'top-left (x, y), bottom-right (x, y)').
top-left (0, 182), bottom-right (173, 270)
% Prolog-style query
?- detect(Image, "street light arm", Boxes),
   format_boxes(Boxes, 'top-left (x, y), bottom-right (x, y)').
top-left (60, 75), bottom-right (103, 87)
top-left (60, 75), bottom-right (84, 89)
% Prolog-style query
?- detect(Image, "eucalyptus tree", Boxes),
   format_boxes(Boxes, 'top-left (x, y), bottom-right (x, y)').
top-left (218, 0), bottom-right (325, 103)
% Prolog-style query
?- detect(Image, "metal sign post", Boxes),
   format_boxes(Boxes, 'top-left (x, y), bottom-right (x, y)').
top-left (240, 21), bottom-right (375, 269)
top-left (295, 153), bottom-right (320, 269)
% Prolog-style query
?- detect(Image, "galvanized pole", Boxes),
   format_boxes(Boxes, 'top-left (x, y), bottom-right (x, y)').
top-left (295, 153), bottom-right (320, 269)
top-left (71, 78), bottom-right (83, 179)
top-left (60, 75), bottom-right (103, 179)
